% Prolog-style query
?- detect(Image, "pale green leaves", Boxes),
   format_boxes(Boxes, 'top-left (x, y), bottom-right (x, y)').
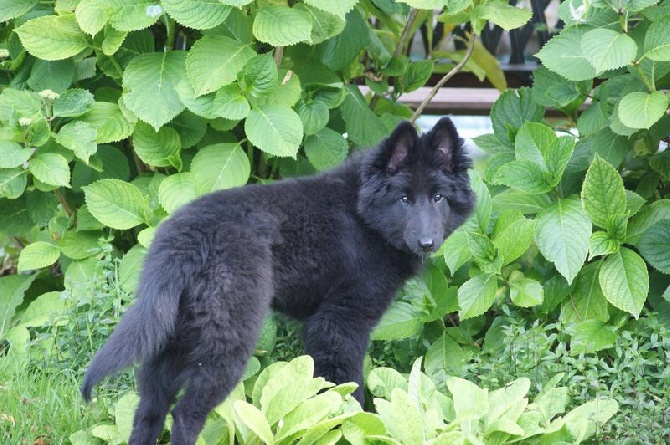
top-left (162, 0), bottom-right (232, 30)
top-left (0, 142), bottom-right (31, 168)
top-left (580, 29), bottom-right (637, 74)
top-left (599, 248), bottom-right (648, 318)
top-left (581, 155), bottom-right (627, 230)
top-left (83, 179), bottom-right (150, 230)
top-left (0, 0), bottom-right (38, 22)
top-left (122, 52), bottom-right (186, 130)
top-left (537, 27), bottom-right (598, 82)
top-left (617, 91), bottom-right (669, 129)
top-left (245, 105), bottom-right (303, 158)
top-left (253, 5), bottom-right (313, 47)
top-left (190, 143), bottom-right (250, 195)
top-left (534, 199), bottom-right (591, 284)
top-left (638, 220), bottom-right (670, 274)
top-left (186, 36), bottom-right (255, 96)
top-left (15, 13), bottom-right (88, 61)
top-left (303, 0), bottom-right (358, 18)
top-left (304, 128), bottom-right (349, 171)
top-left (458, 273), bottom-right (498, 320)
top-left (644, 17), bottom-right (670, 61)
top-left (18, 242), bottom-right (60, 272)
top-left (132, 122), bottom-right (181, 168)
top-left (29, 153), bottom-right (71, 187)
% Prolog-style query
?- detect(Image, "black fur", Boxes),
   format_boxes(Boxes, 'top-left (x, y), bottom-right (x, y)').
top-left (81, 117), bottom-right (475, 444)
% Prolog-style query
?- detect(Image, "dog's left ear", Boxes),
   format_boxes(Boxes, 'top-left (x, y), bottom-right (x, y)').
top-left (427, 117), bottom-right (460, 173)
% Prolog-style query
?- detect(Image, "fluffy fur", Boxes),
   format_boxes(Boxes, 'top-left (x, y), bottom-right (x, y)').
top-left (81, 117), bottom-right (475, 444)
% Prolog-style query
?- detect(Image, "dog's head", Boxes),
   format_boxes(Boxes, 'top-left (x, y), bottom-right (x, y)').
top-left (358, 118), bottom-right (475, 256)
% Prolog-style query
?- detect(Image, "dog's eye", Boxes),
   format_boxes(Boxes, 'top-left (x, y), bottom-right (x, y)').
top-left (434, 193), bottom-right (444, 202)
top-left (400, 196), bottom-right (409, 204)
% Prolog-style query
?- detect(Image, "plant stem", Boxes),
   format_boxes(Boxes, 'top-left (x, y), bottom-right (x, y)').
top-left (54, 189), bottom-right (74, 217)
top-left (410, 31), bottom-right (476, 124)
top-left (274, 46), bottom-right (284, 68)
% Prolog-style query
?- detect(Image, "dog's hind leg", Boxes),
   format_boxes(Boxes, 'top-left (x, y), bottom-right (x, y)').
top-left (169, 239), bottom-right (274, 445)
top-left (128, 348), bottom-right (184, 444)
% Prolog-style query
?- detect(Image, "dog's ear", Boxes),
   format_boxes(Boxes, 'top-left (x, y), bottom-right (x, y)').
top-left (427, 117), bottom-right (460, 173)
top-left (384, 121), bottom-right (418, 173)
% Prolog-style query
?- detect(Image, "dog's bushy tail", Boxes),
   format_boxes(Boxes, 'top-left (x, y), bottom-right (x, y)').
top-left (81, 272), bottom-right (182, 401)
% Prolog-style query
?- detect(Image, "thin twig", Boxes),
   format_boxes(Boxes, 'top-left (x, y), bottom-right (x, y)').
top-left (370, 8), bottom-right (420, 111)
top-left (54, 189), bottom-right (74, 217)
top-left (410, 31), bottom-right (476, 124)
top-left (273, 46), bottom-right (284, 68)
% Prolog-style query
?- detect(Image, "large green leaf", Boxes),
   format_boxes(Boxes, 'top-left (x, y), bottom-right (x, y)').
top-left (252, 5), bottom-right (313, 46)
top-left (567, 320), bottom-right (617, 354)
top-left (581, 155), bottom-right (626, 230)
top-left (371, 301), bottom-right (423, 341)
top-left (52, 89), bottom-right (95, 118)
top-left (0, 141), bottom-right (31, 168)
top-left (162, 0), bottom-right (232, 29)
top-left (510, 277), bottom-right (544, 307)
top-left (122, 51), bottom-right (186, 130)
top-left (55, 121), bottom-right (98, 164)
top-left (80, 102), bottom-right (134, 143)
top-left (213, 84), bottom-right (251, 120)
top-left (245, 105), bottom-right (303, 158)
top-left (638, 220), bottom-right (670, 274)
top-left (105, 0), bottom-right (161, 32)
top-left (560, 262), bottom-right (609, 323)
top-left (536, 26), bottom-right (598, 81)
top-left (340, 85), bottom-right (387, 147)
top-left (534, 198), bottom-right (591, 284)
top-left (132, 122), bottom-right (181, 168)
top-left (83, 179), bottom-right (150, 230)
top-left (29, 153), bottom-right (71, 187)
top-left (303, 0), bottom-right (358, 18)
top-left (304, 127), bottom-right (349, 171)
top-left (233, 401), bottom-right (275, 445)
top-left (190, 143), bottom-right (250, 195)
top-left (399, 0), bottom-right (447, 8)
top-left (581, 29), bottom-right (637, 74)
top-left (617, 91), bottom-right (669, 129)
top-left (626, 199), bottom-right (670, 244)
top-left (458, 273), bottom-right (498, 319)
top-left (0, 275), bottom-right (37, 339)
top-left (0, 169), bottom-right (28, 199)
top-left (316, 10), bottom-right (369, 71)
top-left (474, 1), bottom-right (531, 32)
top-left (18, 241), bottom-right (60, 272)
top-left (644, 17), bottom-right (670, 61)
top-left (599, 247), bottom-right (648, 317)
top-left (296, 4), bottom-right (345, 45)
top-left (490, 87), bottom-right (544, 147)
top-left (493, 210), bottom-right (535, 265)
top-left (374, 389), bottom-right (424, 445)
top-left (186, 35), bottom-right (255, 96)
top-left (15, 13), bottom-right (88, 61)
top-left (492, 160), bottom-right (551, 194)
top-left (57, 231), bottom-right (102, 260)
top-left (0, 0), bottom-right (38, 22)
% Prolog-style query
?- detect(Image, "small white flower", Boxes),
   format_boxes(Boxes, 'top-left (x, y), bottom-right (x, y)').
top-left (0, 49), bottom-right (10, 59)
top-left (19, 117), bottom-right (32, 127)
top-left (39, 89), bottom-right (60, 101)
top-left (146, 4), bottom-right (163, 18)
top-left (570, 0), bottom-right (589, 22)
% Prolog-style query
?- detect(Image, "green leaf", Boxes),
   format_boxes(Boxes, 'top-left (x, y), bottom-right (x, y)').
top-left (239, 54), bottom-right (278, 97)
top-left (0, 141), bottom-right (31, 168)
top-left (118, 245), bottom-right (146, 293)
top-left (400, 61), bottom-right (434, 93)
top-left (252, 5), bottom-right (313, 46)
top-left (304, 127), bottom-right (349, 171)
top-left (510, 277), bottom-right (544, 307)
top-left (627, 199), bottom-right (670, 244)
top-left (340, 85), bottom-right (388, 147)
top-left (493, 211), bottom-right (535, 265)
top-left (514, 122), bottom-right (553, 168)
top-left (0, 0), bottom-right (39, 22)
top-left (490, 87), bottom-right (544, 147)
top-left (492, 160), bottom-right (551, 194)
top-left (245, 105), bottom-right (303, 158)
top-left (546, 136), bottom-right (576, 186)
top-left (492, 190), bottom-right (551, 215)
top-left (27, 59), bottom-right (75, 93)
top-left (19, 291), bottom-right (68, 328)
top-left (0, 275), bottom-right (37, 339)
top-left (644, 17), bottom-right (670, 61)
top-left (296, 4), bottom-right (345, 45)
top-left (458, 273), bottom-right (497, 320)
top-left (475, 1), bottom-right (532, 31)
top-left (105, 0), bottom-right (161, 32)
top-left (213, 84), bottom-right (251, 120)
top-left (534, 198), bottom-right (591, 284)
top-left (57, 231), bottom-right (102, 260)
top-left (638, 220), bottom-right (670, 274)
top-left (371, 301), bottom-right (423, 341)
top-left (80, 102), bottom-right (134, 143)
top-left (163, 0), bottom-right (231, 29)
top-left (0, 169), bottom-right (28, 199)
top-left (18, 241), bottom-right (60, 272)
top-left (567, 320), bottom-right (617, 354)
top-left (581, 29), bottom-right (637, 74)
top-left (316, 10), bottom-right (369, 71)
top-left (115, 393), bottom-right (140, 443)
top-left (617, 91), bottom-right (669, 129)
top-left (581, 155), bottom-right (626, 230)
top-left (158, 173), bottom-right (197, 215)
top-left (190, 143), bottom-right (250, 195)
top-left (132, 122), bottom-right (181, 169)
top-left (297, 100), bottom-right (330, 136)
top-left (303, 0), bottom-right (358, 18)
top-left (29, 153), bottom-right (71, 187)
top-left (15, 13), bottom-right (88, 61)
top-left (440, 228), bottom-right (472, 274)
top-left (374, 389), bottom-right (423, 445)
top-left (536, 26), bottom-right (598, 82)
top-left (399, 0), bottom-right (447, 8)
top-left (560, 262), bottom-right (609, 324)
top-left (74, 0), bottom-right (108, 35)
top-left (101, 26), bottom-right (127, 56)
top-left (234, 401), bottom-right (274, 445)
top-left (122, 51), bottom-right (186, 131)
top-left (83, 179), bottom-right (150, 230)
top-left (186, 35), bottom-right (255, 96)
top-left (599, 247), bottom-right (648, 317)
top-left (589, 231), bottom-right (620, 258)
top-left (52, 89), bottom-right (95, 118)
top-left (55, 121), bottom-right (98, 164)
top-left (447, 377), bottom-right (488, 421)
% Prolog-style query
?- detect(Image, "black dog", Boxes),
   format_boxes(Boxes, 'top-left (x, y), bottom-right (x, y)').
top-left (82, 118), bottom-right (475, 444)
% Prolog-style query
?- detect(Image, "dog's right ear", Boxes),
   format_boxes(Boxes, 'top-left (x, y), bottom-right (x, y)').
top-left (383, 121), bottom-right (418, 173)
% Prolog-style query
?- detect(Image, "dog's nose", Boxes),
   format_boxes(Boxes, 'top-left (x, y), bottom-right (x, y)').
top-left (418, 238), bottom-right (435, 252)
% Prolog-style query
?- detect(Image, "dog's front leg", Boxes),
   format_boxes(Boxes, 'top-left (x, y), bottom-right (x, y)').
top-left (303, 303), bottom-right (378, 405)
